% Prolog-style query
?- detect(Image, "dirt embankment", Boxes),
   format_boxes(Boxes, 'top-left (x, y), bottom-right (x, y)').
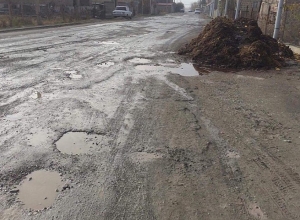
top-left (179, 17), bottom-right (295, 69)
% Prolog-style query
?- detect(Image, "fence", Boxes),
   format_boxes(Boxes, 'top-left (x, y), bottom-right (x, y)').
top-left (0, 0), bottom-right (108, 28)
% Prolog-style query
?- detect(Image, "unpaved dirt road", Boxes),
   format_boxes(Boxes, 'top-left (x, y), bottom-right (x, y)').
top-left (1, 14), bottom-right (300, 220)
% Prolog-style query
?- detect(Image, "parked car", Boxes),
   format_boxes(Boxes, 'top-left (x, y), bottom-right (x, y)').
top-left (112, 6), bottom-right (132, 19)
top-left (195, 8), bottom-right (201, 14)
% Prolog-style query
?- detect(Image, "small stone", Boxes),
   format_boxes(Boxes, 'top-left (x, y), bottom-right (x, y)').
top-left (29, 177), bottom-right (32, 181)
top-left (10, 189), bottom-right (19, 193)
top-left (283, 140), bottom-right (292, 143)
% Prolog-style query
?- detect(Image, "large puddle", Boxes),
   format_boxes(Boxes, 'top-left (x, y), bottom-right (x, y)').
top-left (171, 63), bottom-right (201, 76)
top-left (135, 63), bottom-right (210, 76)
top-left (55, 132), bottom-right (98, 155)
top-left (17, 170), bottom-right (63, 210)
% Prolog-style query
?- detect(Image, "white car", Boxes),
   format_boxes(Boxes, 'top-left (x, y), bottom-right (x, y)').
top-left (195, 8), bottom-right (201, 14)
top-left (113, 6), bottom-right (133, 19)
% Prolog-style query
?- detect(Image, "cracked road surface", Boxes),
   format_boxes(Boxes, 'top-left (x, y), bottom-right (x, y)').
top-left (1, 13), bottom-right (300, 220)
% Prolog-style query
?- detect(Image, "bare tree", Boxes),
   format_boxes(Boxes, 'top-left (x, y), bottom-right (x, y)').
top-left (191, 2), bottom-right (199, 11)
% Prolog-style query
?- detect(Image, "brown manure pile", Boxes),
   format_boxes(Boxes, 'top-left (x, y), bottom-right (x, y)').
top-left (179, 17), bottom-right (294, 69)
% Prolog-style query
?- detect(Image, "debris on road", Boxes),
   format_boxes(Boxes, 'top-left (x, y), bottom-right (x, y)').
top-left (10, 189), bottom-right (19, 193)
top-left (179, 17), bottom-right (294, 69)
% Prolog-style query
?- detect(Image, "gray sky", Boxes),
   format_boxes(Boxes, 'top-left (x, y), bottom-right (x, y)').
top-left (176, 0), bottom-right (198, 9)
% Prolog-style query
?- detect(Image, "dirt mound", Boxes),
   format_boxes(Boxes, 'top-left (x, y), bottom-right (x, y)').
top-left (179, 17), bottom-right (294, 69)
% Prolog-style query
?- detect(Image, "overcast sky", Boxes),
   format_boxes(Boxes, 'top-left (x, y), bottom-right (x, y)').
top-left (176, 0), bottom-right (198, 9)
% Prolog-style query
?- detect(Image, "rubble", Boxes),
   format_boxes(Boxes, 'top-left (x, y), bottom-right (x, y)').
top-left (179, 17), bottom-right (294, 69)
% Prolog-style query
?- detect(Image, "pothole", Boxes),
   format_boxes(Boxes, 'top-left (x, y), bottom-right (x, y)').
top-left (16, 170), bottom-right (63, 210)
top-left (65, 70), bottom-right (83, 79)
top-left (55, 132), bottom-right (100, 155)
top-left (97, 61), bottom-right (115, 67)
top-left (128, 58), bottom-right (152, 64)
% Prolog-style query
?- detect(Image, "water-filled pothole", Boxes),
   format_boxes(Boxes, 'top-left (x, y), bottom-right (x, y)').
top-left (17, 170), bottom-right (63, 210)
top-left (55, 132), bottom-right (99, 155)
top-left (128, 58), bottom-right (152, 64)
top-left (97, 61), bottom-right (115, 67)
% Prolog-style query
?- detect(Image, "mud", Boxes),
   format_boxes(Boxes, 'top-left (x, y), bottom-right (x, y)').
top-left (17, 170), bottom-right (63, 210)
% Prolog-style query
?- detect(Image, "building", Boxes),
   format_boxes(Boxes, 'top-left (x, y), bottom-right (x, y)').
top-left (155, 0), bottom-right (174, 14)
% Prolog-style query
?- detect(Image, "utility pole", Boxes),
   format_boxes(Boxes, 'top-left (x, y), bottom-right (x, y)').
top-left (235, 0), bottom-right (241, 19)
top-left (224, 0), bottom-right (229, 17)
top-left (273, 0), bottom-right (284, 40)
top-left (8, 0), bottom-right (12, 27)
top-left (36, 0), bottom-right (42, 25)
top-left (21, 0), bottom-right (24, 17)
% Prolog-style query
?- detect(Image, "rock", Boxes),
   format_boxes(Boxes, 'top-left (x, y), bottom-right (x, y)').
top-left (10, 189), bottom-right (19, 193)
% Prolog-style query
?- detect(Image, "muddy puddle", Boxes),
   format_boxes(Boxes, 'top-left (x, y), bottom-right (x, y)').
top-left (17, 170), bottom-right (63, 210)
top-left (97, 61), bottom-right (115, 67)
top-left (55, 132), bottom-right (99, 155)
top-left (135, 63), bottom-right (210, 76)
top-left (128, 58), bottom-right (152, 64)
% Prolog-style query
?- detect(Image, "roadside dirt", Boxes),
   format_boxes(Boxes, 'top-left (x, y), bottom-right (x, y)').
top-left (179, 17), bottom-right (294, 69)
top-left (168, 65), bottom-right (300, 219)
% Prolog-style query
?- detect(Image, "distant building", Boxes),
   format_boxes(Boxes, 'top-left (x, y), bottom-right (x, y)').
top-left (155, 0), bottom-right (174, 14)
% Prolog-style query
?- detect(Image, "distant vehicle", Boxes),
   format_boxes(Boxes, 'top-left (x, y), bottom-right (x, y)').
top-left (180, 9), bottom-right (185, 13)
top-left (195, 8), bottom-right (201, 14)
top-left (188, 10), bottom-right (194, 12)
top-left (112, 6), bottom-right (132, 19)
